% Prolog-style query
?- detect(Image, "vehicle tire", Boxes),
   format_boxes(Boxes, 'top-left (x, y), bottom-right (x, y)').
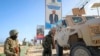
top-left (88, 47), bottom-right (100, 56)
top-left (70, 42), bottom-right (92, 56)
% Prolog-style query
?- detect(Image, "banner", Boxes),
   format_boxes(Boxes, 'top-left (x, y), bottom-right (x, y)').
top-left (45, 0), bottom-right (62, 29)
top-left (36, 25), bottom-right (44, 39)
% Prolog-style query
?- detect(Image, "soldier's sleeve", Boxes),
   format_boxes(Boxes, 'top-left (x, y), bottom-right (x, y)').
top-left (4, 39), bottom-right (15, 55)
top-left (42, 36), bottom-right (48, 48)
top-left (42, 37), bottom-right (45, 47)
top-left (19, 45), bottom-right (21, 53)
top-left (51, 37), bottom-right (53, 46)
top-left (16, 39), bottom-right (21, 53)
top-left (51, 36), bottom-right (55, 49)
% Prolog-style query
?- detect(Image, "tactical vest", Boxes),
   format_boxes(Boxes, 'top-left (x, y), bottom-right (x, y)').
top-left (4, 37), bottom-right (20, 56)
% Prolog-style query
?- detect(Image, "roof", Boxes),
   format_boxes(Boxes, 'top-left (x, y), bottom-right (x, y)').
top-left (91, 3), bottom-right (100, 8)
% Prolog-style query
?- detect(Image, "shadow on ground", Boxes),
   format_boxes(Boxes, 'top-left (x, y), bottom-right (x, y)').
top-left (28, 50), bottom-right (42, 53)
top-left (52, 53), bottom-right (69, 56)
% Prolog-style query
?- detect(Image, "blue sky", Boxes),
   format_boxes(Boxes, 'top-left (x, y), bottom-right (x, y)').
top-left (0, 0), bottom-right (99, 42)
top-left (0, 0), bottom-right (46, 42)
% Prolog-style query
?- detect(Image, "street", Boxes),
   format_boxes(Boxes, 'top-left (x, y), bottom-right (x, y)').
top-left (26, 46), bottom-right (70, 56)
top-left (0, 45), bottom-right (70, 56)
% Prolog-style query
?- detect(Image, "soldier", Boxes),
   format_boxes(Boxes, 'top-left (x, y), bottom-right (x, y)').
top-left (4, 29), bottom-right (20, 56)
top-left (42, 30), bottom-right (55, 56)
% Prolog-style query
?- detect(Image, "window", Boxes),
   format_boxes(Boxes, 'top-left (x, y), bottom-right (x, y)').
top-left (62, 20), bottom-right (67, 27)
top-left (56, 20), bottom-right (68, 32)
top-left (72, 17), bottom-right (83, 23)
top-left (86, 16), bottom-right (95, 20)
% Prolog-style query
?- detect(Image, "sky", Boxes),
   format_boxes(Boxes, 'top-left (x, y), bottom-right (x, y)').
top-left (0, 0), bottom-right (100, 42)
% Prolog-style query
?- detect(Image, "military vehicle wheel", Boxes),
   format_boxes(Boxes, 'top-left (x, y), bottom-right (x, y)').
top-left (88, 47), bottom-right (100, 56)
top-left (70, 43), bottom-right (92, 56)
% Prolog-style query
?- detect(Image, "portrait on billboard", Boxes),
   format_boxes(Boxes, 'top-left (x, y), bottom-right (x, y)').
top-left (52, 0), bottom-right (55, 3)
top-left (49, 10), bottom-right (58, 24)
top-left (36, 25), bottom-right (44, 39)
top-left (45, 0), bottom-right (62, 29)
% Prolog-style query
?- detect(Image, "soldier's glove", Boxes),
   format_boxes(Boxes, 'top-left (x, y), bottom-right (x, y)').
top-left (14, 47), bottom-right (19, 54)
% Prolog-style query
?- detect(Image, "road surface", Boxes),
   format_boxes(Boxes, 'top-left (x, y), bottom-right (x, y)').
top-left (25, 46), bottom-right (70, 56)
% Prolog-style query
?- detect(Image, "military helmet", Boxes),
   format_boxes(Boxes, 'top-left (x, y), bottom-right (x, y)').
top-left (9, 29), bottom-right (18, 36)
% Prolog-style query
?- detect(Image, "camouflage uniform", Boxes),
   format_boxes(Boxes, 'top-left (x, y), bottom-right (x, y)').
top-left (42, 34), bottom-right (53, 56)
top-left (4, 37), bottom-right (20, 56)
top-left (4, 29), bottom-right (20, 56)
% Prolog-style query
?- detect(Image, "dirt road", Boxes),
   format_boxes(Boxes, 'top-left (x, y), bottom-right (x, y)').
top-left (26, 46), bottom-right (70, 56)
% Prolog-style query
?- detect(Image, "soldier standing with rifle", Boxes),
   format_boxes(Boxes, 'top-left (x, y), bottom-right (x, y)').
top-left (4, 29), bottom-right (20, 56)
top-left (42, 28), bottom-right (56, 56)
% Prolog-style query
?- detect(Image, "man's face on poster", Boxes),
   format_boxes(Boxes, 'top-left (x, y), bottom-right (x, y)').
top-left (52, 10), bottom-right (56, 14)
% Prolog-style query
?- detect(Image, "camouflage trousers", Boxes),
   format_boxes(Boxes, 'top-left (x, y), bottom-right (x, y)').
top-left (5, 53), bottom-right (20, 56)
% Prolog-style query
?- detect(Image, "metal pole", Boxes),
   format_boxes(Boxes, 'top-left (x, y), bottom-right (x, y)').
top-left (97, 7), bottom-right (99, 16)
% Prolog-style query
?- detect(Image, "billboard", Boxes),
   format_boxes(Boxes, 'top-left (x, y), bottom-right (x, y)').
top-left (36, 25), bottom-right (44, 39)
top-left (45, 0), bottom-right (62, 29)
